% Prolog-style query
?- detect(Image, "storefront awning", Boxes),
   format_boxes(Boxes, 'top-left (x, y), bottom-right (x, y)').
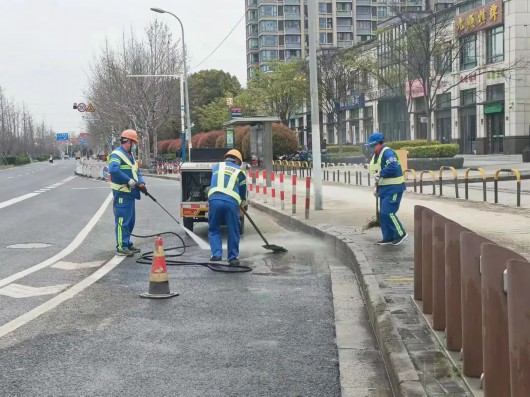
top-left (484, 103), bottom-right (504, 114)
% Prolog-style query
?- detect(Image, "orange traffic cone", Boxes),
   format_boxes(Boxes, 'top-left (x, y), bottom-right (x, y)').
top-left (140, 236), bottom-right (179, 299)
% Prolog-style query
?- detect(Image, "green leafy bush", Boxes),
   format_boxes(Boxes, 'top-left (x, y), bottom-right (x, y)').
top-left (326, 145), bottom-right (361, 154)
top-left (387, 139), bottom-right (440, 150)
top-left (403, 144), bottom-right (459, 158)
top-left (5, 156), bottom-right (30, 165)
top-left (272, 123), bottom-right (298, 158)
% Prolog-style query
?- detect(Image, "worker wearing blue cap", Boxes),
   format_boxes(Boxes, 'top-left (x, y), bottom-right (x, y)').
top-left (366, 132), bottom-right (407, 245)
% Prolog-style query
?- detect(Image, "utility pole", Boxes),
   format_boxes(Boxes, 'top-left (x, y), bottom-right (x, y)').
top-left (308, 0), bottom-right (323, 210)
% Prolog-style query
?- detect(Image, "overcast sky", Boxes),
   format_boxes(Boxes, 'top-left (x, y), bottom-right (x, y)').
top-left (0, 0), bottom-right (246, 134)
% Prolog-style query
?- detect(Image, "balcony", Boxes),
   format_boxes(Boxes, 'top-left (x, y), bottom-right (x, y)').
top-left (285, 26), bottom-right (301, 33)
top-left (284, 12), bottom-right (301, 20)
top-left (336, 10), bottom-right (352, 17)
top-left (285, 42), bottom-right (302, 49)
top-left (338, 40), bottom-right (354, 48)
top-left (284, 0), bottom-right (301, 3)
top-left (337, 25), bottom-right (353, 33)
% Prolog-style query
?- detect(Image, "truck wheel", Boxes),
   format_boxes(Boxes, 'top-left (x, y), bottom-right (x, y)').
top-left (240, 216), bottom-right (245, 235)
top-left (183, 217), bottom-right (194, 232)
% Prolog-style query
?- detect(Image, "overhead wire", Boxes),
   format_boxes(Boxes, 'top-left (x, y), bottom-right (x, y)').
top-left (191, 13), bottom-right (246, 70)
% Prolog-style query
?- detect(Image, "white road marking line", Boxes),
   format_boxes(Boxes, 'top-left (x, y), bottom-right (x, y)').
top-left (0, 283), bottom-right (70, 298)
top-left (0, 256), bottom-right (124, 338)
top-left (52, 261), bottom-right (104, 270)
top-left (34, 190), bottom-right (46, 193)
top-left (0, 193), bottom-right (40, 210)
top-left (8, 176), bottom-right (13, 179)
top-left (0, 193), bottom-right (113, 288)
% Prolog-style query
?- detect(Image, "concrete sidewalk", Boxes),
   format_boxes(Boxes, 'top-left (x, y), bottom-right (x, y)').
top-left (249, 179), bottom-right (530, 396)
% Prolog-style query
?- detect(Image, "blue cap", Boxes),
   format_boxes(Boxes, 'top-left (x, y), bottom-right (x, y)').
top-left (365, 132), bottom-right (384, 147)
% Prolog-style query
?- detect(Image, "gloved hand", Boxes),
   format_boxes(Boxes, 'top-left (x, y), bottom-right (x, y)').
top-left (127, 179), bottom-right (136, 189)
top-left (136, 182), bottom-right (147, 194)
top-left (241, 200), bottom-right (249, 210)
top-left (373, 172), bottom-right (381, 184)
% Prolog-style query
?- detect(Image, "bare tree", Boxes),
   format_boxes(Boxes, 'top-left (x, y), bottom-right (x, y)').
top-left (86, 20), bottom-right (183, 164)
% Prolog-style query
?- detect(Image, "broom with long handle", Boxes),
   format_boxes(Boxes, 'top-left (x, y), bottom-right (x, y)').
top-left (363, 184), bottom-right (381, 230)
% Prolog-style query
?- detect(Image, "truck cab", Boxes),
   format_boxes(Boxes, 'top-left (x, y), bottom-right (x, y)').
top-left (179, 148), bottom-right (247, 233)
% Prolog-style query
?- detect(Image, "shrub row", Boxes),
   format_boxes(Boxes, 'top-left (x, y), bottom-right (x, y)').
top-left (326, 145), bottom-right (361, 154)
top-left (403, 144), bottom-right (459, 158)
top-left (158, 123), bottom-right (298, 160)
top-left (387, 139), bottom-right (440, 150)
top-left (4, 156), bottom-right (31, 165)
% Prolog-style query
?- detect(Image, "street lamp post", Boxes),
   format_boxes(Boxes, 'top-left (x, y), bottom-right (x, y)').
top-left (151, 7), bottom-right (192, 162)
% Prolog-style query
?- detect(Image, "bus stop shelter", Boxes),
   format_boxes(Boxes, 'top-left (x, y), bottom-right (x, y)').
top-left (225, 116), bottom-right (279, 187)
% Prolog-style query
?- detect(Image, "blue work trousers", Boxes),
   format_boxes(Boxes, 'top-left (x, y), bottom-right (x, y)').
top-left (114, 194), bottom-right (136, 250)
top-left (380, 192), bottom-right (406, 241)
top-left (208, 198), bottom-right (240, 261)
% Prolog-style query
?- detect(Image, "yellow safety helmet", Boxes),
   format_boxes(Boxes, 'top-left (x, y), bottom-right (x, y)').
top-left (225, 149), bottom-right (243, 164)
top-left (121, 129), bottom-right (139, 143)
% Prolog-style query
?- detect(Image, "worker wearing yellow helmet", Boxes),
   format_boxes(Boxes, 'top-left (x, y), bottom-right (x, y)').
top-left (108, 129), bottom-right (147, 256)
top-left (207, 149), bottom-right (247, 266)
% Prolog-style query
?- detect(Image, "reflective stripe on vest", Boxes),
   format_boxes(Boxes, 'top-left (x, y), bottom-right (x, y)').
top-left (208, 163), bottom-right (242, 203)
top-left (370, 146), bottom-right (405, 186)
top-left (110, 149), bottom-right (138, 193)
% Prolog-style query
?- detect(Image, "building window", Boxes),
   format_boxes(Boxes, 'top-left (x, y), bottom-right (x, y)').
top-left (286, 49), bottom-right (301, 60)
top-left (248, 38), bottom-right (259, 49)
top-left (285, 35), bottom-right (301, 44)
top-left (486, 84), bottom-right (505, 101)
top-left (460, 89), bottom-right (476, 106)
top-left (437, 93), bottom-right (451, 109)
top-left (336, 18), bottom-right (352, 27)
top-left (460, 34), bottom-right (477, 70)
top-left (285, 20), bottom-right (301, 30)
top-left (319, 32), bottom-right (333, 44)
top-left (378, 6), bottom-right (387, 17)
top-left (338, 32), bottom-right (353, 41)
top-left (319, 2), bottom-right (332, 14)
top-left (260, 35), bottom-right (278, 46)
top-left (434, 42), bottom-right (452, 74)
top-left (260, 50), bottom-right (279, 62)
top-left (259, 21), bottom-right (277, 32)
top-left (248, 24), bottom-right (258, 34)
top-left (284, 5), bottom-right (300, 14)
top-left (357, 6), bottom-right (371, 15)
top-left (319, 18), bottom-right (333, 29)
top-left (337, 3), bottom-right (352, 11)
top-left (259, 6), bottom-right (277, 17)
top-left (486, 26), bottom-right (504, 64)
top-left (357, 20), bottom-right (371, 31)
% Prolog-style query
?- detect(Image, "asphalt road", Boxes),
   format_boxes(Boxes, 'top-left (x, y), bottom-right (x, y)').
top-left (0, 162), bottom-right (390, 396)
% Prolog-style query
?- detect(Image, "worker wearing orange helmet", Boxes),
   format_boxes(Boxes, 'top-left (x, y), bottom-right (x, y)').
top-left (207, 149), bottom-right (247, 266)
top-left (109, 129), bottom-right (147, 256)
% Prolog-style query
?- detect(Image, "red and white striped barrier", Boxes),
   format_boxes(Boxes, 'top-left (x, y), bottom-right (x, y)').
top-left (248, 169), bottom-right (253, 195)
top-left (305, 177), bottom-right (311, 219)
top-left (292, 175), bottom-right (297, 214)
top-left (262, 170), bottom-right (267, 203)
top-left (279, 173), bottom-right (285, 210)
top-left (256, 171), bottom-right (260, 195)
top-left (271, 172), bottom-right (276, 206)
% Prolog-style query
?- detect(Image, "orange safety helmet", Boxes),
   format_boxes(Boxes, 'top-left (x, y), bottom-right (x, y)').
top-left (121, 129), bottom-right (139, 143)
top-left (224, 149), bottom-right (243, 164)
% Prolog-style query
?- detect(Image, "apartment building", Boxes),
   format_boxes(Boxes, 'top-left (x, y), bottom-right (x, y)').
top-left (342, 0), bottom-right (530, 154)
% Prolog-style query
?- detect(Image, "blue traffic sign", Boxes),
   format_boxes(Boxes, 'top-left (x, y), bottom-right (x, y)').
top-left (81, 139), bottom-right (87, 145)
top-left (56, 133), bottom-right (69, 141)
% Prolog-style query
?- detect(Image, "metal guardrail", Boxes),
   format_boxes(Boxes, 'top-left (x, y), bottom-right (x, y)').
top-left (419, 170), bottom-right (436, 195)
top-left (464, 167), bottom-right (487, 201)
top-left (438, 166), bottom-right (459, 198)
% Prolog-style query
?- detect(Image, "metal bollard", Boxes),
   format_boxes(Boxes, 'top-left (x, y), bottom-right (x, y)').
top-left (348, 171), bottom-right (351, 184)
top-left (279, 173), bottom-right (285, 210)
top-left (356, 171), bottom-right (359, 185)
top-left (271, 172), bottom-right (276, 206)
top-left (292, 175), bottom-right (297, 214)
top-left (413, 206), bottom-right (426, 300)
top-left (421, 208), bottom-right (435, 314)
top-left (507, 259), bottom-right (530, 396)
top-left (481, 243), bottom-right (526, 397)
top-left (444, 222), bottom-right (470, 351)
top-left (460, 232), bottom-right (493, 378)
top-left (432, 214), bottom-right (452, 331)
top-left (262, 170), bottom-right (267, 203)
top-left (305, 177), bottom-right (310, 219)
top-left (256, 171), bottom-right (261, 195)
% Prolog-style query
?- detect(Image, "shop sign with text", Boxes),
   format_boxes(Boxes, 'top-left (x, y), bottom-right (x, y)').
top-left (454, 0), bottom-right (503, 36)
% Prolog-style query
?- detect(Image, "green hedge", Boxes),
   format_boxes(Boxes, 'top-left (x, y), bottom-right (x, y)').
top-left (326, 145), bottom-right (361, 154)
top-left (387, 139), bottom-right (440, 150)
top-left (403, 144), bottom-right (459, 158)
top-left (5, 156), bottom-right (31, 165)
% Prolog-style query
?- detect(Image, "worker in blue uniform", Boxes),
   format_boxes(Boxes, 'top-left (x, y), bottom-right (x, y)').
top-left (207, 149), bottom-right (247, 266)
top-left (366, 132), bottom-right (408, 246)
top-left (109, 129), bottom-right (147, 256)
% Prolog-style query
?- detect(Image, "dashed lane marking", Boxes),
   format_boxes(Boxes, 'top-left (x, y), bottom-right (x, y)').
top-left (52, 261), bottom-right (104, 270)
top-left (0, 176), bottom-right (76, 209)
top-left (0, 193), bottom-right (112, 288)
top-left (0, 283), bottom-right (70, 298)
top-left (0, 255), bottom-right (124, 339)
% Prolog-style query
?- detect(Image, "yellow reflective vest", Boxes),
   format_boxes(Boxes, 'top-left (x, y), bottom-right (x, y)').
top-left (208, 163), bottom-right (243, 204)
top-left (109, 149), bottom-right (139, 193)
top-left (369, 146), bottom-right (405, 186)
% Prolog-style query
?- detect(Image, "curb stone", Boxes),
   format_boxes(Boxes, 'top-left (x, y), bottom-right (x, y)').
top-left (250, 200), bottom-right (426, 397)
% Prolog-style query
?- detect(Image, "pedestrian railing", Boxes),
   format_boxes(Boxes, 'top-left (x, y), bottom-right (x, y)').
top-left (413, 206), bottom-right (529, 395)
top-left (404, 169), bottom-right (417, 192)
top-left (419, 170), bottom-right (436, 195)
top-left (494, 168), bottom-right (521, 207)
top-left (464, 167), bottom-right (487, 201)
top-left (438, 166), bottom-right (459, 198)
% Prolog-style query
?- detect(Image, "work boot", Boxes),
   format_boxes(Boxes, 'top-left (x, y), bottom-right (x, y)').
top-left (376, 239), bottom-right (393, 245)
top-left (228, 258), bottom-right (240, 266)
top-left (128, 245), bottom-right (141, 254)
top-left (117, 248), bottom-right (134, 257)
top-left (210, 256), bottom-right (222, 262)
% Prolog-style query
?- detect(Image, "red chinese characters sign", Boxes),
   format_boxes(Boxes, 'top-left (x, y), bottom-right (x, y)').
top-left (454, 0), bottom-right (503, 36)
top-left (405, 79), bottom-right (426, 99)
